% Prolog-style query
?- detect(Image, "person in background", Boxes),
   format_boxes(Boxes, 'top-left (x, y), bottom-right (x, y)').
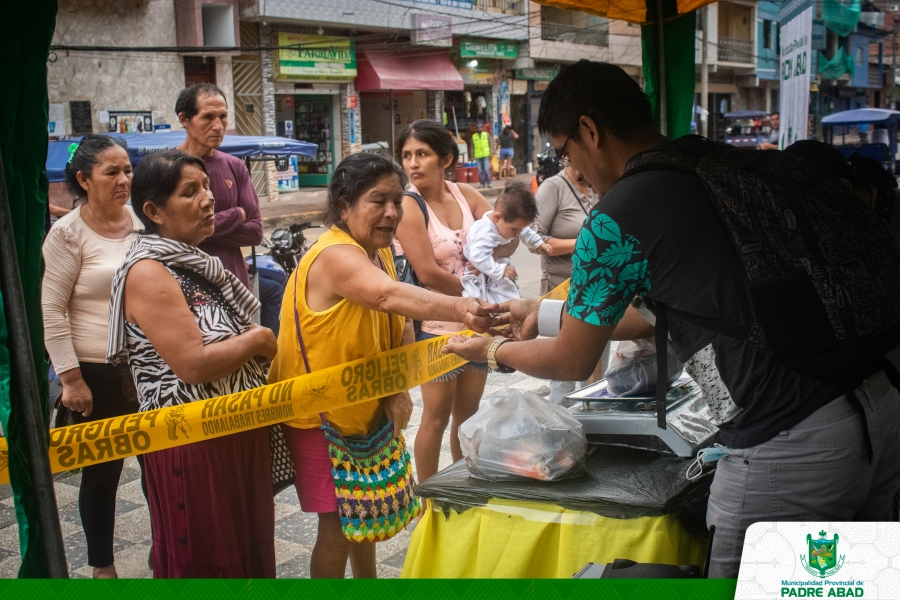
top-left (174, 83), bottom-right (284, 336)
top-left (268, 153), bottom-right (498, 578)
top-left (42, 134), bottom-right (143, 578)
top-left (109, 151), bottom-right (277, 578)
top-left (498, 125), bottom-right (519, 179)
top-left (472, 121), bottom-right (493, 189)
top-left (533, 164), bottom-right (601, 404)
top-left (759, 112), bottom-right (779, 150)
top-left (394, 119), bottom-right (498, 483)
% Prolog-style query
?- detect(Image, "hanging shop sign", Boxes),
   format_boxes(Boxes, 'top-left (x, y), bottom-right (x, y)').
top-left (461, 40), bottom-right (518, 59)
top-left (459, 67), bottom-right (498, 86)
top-left (778, 6), bottom-right (813, 148)
top-left (412, 14), bottom-right (452, 47)
top-left (514, 68), bottom-right (559, 81)
top-left (275, 33), bottom-right (357, 81)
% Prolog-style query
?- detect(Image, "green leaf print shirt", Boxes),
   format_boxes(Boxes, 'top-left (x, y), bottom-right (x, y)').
top-left (567, 213), bottom-right (649, 327)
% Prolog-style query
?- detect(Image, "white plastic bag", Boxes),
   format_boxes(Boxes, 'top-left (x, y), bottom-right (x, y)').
top-left (605, 339), bottom-right (684, 397)
top-left (459, 390), bottom-right (587, 482)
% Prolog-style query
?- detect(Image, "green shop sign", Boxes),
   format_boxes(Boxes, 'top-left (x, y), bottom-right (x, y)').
top-left (275, 32), bottom-right (357, 81)
top-left (460, 40), bottom-right (518, 59)
top-left (515, 68), bottom-right (559, 81)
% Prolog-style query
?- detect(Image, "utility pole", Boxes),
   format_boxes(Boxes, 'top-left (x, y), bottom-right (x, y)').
top-left (893, 18), bottom-right (899, 109)
top-left (700, 6), bottom-right (709, 138)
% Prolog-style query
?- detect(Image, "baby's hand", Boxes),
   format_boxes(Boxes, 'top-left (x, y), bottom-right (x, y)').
top-left (537, 243), bottom-right (553, 255)
top-left (504, 265), bottom-right (518, 281)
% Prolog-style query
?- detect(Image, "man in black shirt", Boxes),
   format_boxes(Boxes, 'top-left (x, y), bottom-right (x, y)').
top-left (444, 60), bottom-right (900, 577)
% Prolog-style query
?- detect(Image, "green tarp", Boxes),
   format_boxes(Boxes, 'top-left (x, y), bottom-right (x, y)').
top-left (1, 1), bottom-right (57, 577)
top-left (818, 46), bottom-right (856, 79)
top-left (641, 0), bottom-right (696, 138)
top-left (823, 0), bottom-right (861, 37)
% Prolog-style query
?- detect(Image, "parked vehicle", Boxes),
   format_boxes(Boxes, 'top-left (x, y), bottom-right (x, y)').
top-left (534, 142), bottom-right (561, 185)
top-left (822, 108), bottom-right (900, 175)
top-left (247, 222), bottom-right (315, 284)
top-left (723, 111), bottom-right (772, 148)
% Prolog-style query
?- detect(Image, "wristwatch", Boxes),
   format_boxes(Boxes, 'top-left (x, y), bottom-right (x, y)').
top-left (486, 338), bottom-right (515, 373)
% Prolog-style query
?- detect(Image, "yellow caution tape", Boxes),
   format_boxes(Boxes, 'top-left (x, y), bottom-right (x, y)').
top-left (0, 279), bottom-right (571, 484)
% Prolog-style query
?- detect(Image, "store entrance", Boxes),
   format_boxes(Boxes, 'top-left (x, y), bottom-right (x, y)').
top-left (509, 95), bottom-right (527, 173)
top-left (276, 94), bottom-right (335, 187)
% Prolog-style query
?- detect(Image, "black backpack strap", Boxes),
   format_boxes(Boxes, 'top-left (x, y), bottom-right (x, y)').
top-left (620, 136), bottom-right (714, 182)
top-left (655, 304), bottom-right (669, 430)
top-left (404, 191), bottom-right (429, 228)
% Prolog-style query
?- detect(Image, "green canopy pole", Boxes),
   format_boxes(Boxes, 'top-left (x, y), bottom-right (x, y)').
top-left (0, 151), bottom-right (68, 578)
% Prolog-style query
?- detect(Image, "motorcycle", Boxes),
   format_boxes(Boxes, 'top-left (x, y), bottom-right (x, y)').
top-left (245, 222), bottom-right (315, 331)
top-left (534, 142), bottom-right (561, 186)
top-left (247, 221), bottom-right (315, 285)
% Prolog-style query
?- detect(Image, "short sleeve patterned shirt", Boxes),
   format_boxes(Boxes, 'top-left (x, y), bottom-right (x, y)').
top-left (566, 212), bottom-right (650, 327)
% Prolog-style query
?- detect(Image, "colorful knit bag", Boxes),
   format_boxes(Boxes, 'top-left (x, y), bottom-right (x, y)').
top-left (321, 416), bottom-right (420, 542)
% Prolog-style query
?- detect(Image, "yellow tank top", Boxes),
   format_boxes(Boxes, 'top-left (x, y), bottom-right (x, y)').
top-left (268, 227), bottom-right (404, 435)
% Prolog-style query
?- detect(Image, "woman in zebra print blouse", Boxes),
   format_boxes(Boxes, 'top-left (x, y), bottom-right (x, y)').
top-left (107, 151), bottom-right (278, 578)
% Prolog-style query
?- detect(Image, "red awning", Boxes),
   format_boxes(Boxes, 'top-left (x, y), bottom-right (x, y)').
top-left (355, 51), bottom-right (464, 91)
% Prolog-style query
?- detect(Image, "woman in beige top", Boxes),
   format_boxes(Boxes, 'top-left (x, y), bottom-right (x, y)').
top-left (42, 135), bottom-right (142, 578)
top-left (533, 165), bottom-right (602, 404)
top-left (533, 165), bottom-right (600, 294)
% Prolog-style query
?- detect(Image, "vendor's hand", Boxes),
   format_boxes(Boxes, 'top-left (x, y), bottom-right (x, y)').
top-left (59, 368), bottom-right (93, 417)
top-left (504, 266), bottom-right (518, 281)
top-left (456, 297), bottom-right (501, 333)
top-left (537, 243), bottom-right (553, 256)
top-left (381, 391), bottom-right (413, 437)
top-left (492, 299), bottom-right (540, 341)
top-left (442, 333), bottom-right (496, 363)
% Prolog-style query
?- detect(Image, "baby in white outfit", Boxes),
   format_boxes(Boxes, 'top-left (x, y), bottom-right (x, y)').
top-left (462, 182), bottom-right (552, 303)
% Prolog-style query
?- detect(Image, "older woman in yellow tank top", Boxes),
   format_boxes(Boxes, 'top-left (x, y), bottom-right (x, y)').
top-left (267, 153), bottom-right (498, 579)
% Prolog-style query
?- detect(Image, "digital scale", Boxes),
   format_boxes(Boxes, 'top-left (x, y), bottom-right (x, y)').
top-left (565, 375), bottom-right (718, 457)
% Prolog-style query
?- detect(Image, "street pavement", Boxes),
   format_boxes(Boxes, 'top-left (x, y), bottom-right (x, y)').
top-left (0, 213), bottom-right (552, 578)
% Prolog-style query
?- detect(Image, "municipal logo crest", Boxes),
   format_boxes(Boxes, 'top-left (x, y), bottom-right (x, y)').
top-left (801, 530), bottom-right (845, 578)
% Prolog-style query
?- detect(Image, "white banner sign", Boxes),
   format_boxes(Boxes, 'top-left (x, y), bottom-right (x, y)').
top-left (736, 522), bottom-right (900, 599)
top-left (778, 7), bottom-right (813, 148)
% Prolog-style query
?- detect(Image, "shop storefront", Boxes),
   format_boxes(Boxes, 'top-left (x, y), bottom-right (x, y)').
top-left (355, 50), bottom-right (463, 157)
top-left (273, 32), bottom-right (355, 187)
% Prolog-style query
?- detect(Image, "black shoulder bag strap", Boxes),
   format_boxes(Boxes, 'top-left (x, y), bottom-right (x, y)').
top-left (404, 191), bottom-right (429, 228)
top-left (559, 176), bottom-right (590, 216)
top-left (654, 304), bottom-right (669, 430)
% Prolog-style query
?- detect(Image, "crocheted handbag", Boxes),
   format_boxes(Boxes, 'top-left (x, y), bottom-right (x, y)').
top-left (291, 254), bottom-right (421, 542)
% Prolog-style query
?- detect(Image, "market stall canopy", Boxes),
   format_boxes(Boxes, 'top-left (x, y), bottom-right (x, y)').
top-left (46, 132), bottom-right (318, 183)
top-left (534, 0), bottom-right (715, 25)
top-left (724, 111), bottom-right (771, 119)
top-left (355, 51), bottom-right (464, 91)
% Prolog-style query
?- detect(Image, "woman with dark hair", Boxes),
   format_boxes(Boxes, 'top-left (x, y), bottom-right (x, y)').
top-left (394, 119), bottom-right (496, 483)
top-left (107, 151), bottom-right (278, 578)
top-left (267, 152), bottom-right (497, 578)
top-left (41, 134), bottom-right (141, 578)
top-left (498, 125), bottom-right (519, 179)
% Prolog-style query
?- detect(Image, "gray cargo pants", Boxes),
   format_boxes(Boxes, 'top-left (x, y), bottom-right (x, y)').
top-left (706, 371), bottom-right (900, 578)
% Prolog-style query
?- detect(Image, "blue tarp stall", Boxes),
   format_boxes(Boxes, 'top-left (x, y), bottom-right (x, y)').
top-left (47, 132), bottom-right (318, 183)
top-left (822, 108), bottom-right (900, 173)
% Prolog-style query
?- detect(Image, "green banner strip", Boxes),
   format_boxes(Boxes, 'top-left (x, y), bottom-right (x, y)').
top-left (0, 578), bottom-right (738, 598)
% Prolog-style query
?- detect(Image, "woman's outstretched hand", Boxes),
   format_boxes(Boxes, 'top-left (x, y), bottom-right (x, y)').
top-left (457, 298), bottom-right (502, 333)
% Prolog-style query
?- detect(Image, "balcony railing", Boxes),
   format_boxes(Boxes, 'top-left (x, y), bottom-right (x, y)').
top-left (718, 37), bottom-right (754, 64)
top-left (541, 21), bottom-right (609, 47)
top-left (477, 0), bottom-right (525, 15)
